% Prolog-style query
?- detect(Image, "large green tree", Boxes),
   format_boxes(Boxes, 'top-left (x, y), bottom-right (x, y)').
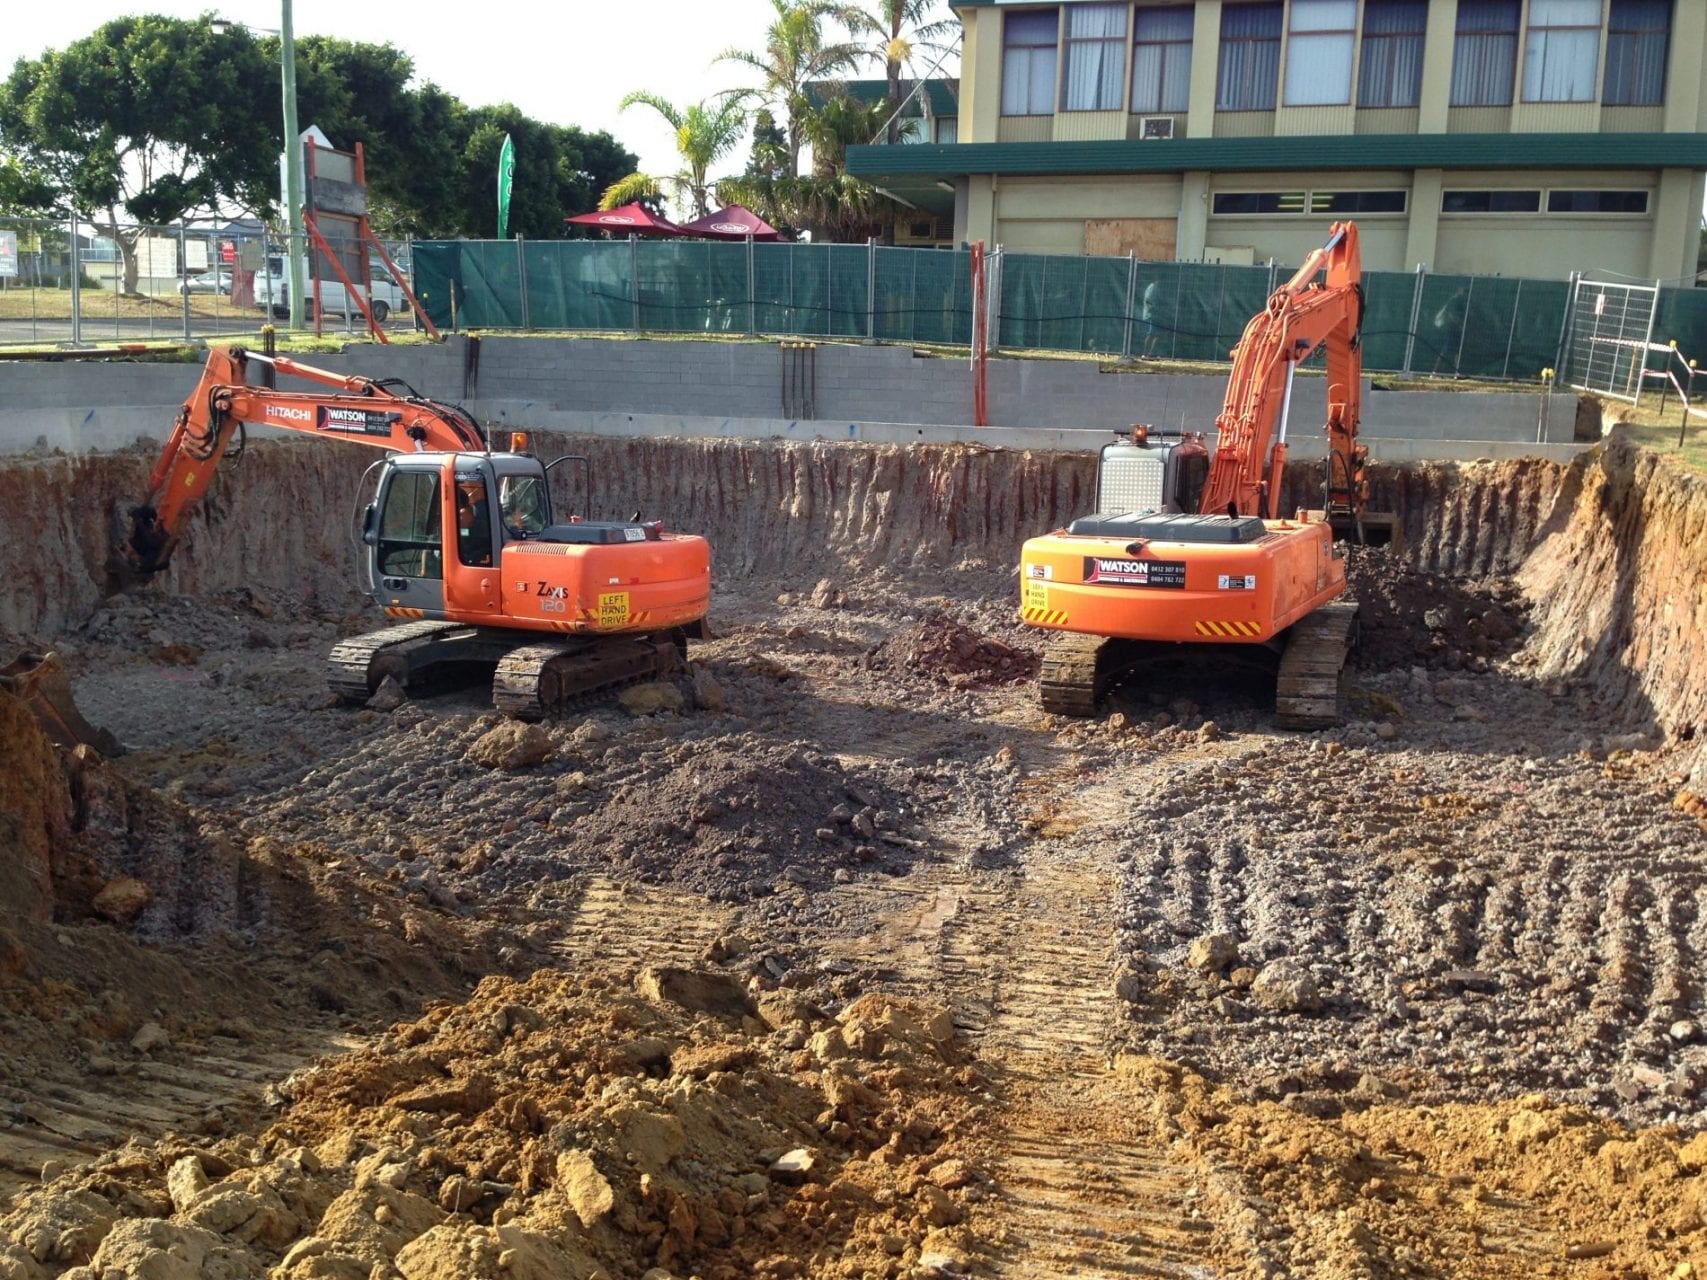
top-left (719, 0), bottom-right (863, 178)
top-left (0, 15), bottom-right (277, 292)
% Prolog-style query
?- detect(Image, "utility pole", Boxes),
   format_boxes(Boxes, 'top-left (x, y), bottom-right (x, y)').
top-left (281, 0), bottom-right (307, 330)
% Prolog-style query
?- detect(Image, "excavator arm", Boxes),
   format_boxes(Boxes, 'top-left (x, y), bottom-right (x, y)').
top-left (1197, 221), bottom-right (1365, 524)
top-left (120, 346), bottom-right (486, 578)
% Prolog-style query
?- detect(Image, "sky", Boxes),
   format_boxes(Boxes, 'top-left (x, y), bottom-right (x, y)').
top-left (2, 1), bottom-right (962, 206)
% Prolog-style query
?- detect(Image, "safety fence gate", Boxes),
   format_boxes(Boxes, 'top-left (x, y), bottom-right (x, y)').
top-left (1561, 277), bottom-right (1660, 402)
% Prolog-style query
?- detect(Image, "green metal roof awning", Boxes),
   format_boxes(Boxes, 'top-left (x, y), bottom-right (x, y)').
top-left (847, 132), bottom-right (1707, 183)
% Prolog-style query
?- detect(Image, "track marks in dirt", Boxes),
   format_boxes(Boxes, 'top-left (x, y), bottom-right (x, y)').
top-left (0, 1032), bottom-right (358, 1202)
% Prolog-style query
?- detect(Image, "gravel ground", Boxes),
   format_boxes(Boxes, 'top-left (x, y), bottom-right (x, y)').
top-left (50, 554), bottom-right (1707, 1139)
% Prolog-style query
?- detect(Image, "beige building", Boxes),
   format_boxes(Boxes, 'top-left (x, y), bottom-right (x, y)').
top-left (849, 0), bottom-right (1707, 279)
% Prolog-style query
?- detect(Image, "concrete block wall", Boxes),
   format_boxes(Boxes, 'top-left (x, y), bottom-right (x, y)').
top-left (0, 335), bottom-right (1579, 456)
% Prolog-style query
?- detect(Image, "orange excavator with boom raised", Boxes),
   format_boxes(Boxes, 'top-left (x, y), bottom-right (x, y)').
top-left (1019, 221), bottom-right (1393, 727)
top-left (115, 346), bottom-right (710, 716)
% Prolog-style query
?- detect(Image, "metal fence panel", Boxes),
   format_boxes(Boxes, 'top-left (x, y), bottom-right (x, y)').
top-left (89, 231), bottom-right (1707, 389)
top-left (1563, 279), bottom-right (1660, 401)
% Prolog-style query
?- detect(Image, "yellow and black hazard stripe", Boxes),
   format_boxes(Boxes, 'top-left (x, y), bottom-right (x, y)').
top-left (1021, 606), bottom-right (1071, 626)
top-left (1195, 619), bottom-right (1264, 638)
top-left (384, 606), bottom-right (427, 619)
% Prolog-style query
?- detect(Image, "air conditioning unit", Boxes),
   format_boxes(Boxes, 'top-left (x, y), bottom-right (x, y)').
top-left (1140, 116), bottom-right (1176, 140)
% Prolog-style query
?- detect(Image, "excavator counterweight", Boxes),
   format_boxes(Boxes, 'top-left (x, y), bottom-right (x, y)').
top-left (1019, 221), bottom-right (1391, 727)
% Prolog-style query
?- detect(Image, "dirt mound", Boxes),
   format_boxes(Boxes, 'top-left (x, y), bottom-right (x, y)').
top-left (0, 970), bottom-right (985, 1280)
top-left (865, 612), bottom-right (1040, 689)
top-left (1112, 1056), bottom-right (1707, 1279)
top-left (248, 711), bottom-right (925, 907)
top-left (1347, 547), bottom-right (1528, 671)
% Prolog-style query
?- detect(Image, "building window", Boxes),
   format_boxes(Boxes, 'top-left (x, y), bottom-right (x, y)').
top-left (1001, 10), bottom-right (1059, 116)
top-left (1603, 0), bottom-right (1670, 105)
top-left (1283, 0), bottom-right (1357, 106)
top-left (1523, 0), bottom-right (1602, 103)
top-left (1131, 6), bottom-right (1193, 114)
top-left (934, 116), bottom-right (959, 144)
top-left (1547, 189), bottom-right (1649, 213)
top-left (1441, 189), bottom-right (1543, 213)
top-left (1061, 3), bottom-right (1128, 111)
top-left (1212, 192), bottom-right (1308, 215)
top-left (1358, 1), bottom-right (1428, 108)
top-left (1218, 3), bottom-right (1283, 110)
top-left (1450, 0), bottom-right (1520, 106)
top-left (1309, 190), bottom-right (1407, 214)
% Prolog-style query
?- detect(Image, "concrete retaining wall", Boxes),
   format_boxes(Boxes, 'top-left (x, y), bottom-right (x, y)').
top-left (0, 336), bottom-right (1582, 459)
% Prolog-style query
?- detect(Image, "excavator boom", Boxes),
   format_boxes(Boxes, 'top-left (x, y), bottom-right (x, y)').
top-left (1199, 221), bottom-right (1365, 524)
top-left (123, 347), bottom-right (485, 578)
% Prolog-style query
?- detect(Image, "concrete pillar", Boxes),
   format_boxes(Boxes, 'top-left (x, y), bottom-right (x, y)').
top-left (1663, 0), bottom-right (1707, 132)
top-left (964, 175), bottom-right (996, 246)
top-left (1186, 0), bottom-right (1222, 139)
top-left (1415, 0), bottom-right (1458, 133)
top-left (1177, 171), bottom-right (1210, 260)
top-left (1649, 168), bottom-right (1702, 280)
top-left (1404, 169), bottom-right (1443, 270)
top-left (952, 177), bottom-right (971, 246)
top-left (960, 8), bottom-right (1005, 144)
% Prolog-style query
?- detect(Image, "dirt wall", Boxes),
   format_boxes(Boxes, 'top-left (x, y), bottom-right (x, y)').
top-left (1, 432), bottom-right (1701, 764)
top-left (0, 440), bottom-right (370, 642)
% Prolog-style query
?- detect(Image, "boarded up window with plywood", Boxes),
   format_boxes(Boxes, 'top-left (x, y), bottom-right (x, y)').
top-left (1085, 218), bottom-right (1178, 259)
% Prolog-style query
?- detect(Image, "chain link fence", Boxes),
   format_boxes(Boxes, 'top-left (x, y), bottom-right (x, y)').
top-left (413, 237), bottom-right (1707, 382)
top-left (0, 215), bottom-right (417, 347)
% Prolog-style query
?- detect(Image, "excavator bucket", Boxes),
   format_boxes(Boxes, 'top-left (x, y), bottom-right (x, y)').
top-left (0, 651), bottom-right (125, 756)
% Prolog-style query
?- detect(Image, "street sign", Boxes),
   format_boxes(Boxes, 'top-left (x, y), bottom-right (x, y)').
top-left (0, 231), bottom-right (17, 278)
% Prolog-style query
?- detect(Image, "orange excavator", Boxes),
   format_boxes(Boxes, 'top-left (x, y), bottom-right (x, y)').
top-left (1019, 221), bottom-right (1393, 727)
top-left (117, 346), bottom-right (710, 716)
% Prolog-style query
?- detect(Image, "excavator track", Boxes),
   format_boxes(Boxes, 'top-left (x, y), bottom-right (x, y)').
top-left (492, 636), bottom-right (680, 719)
top-left (1038, 633), bottom-right (1111, 716)
top-left (326, 620), bottom-right (472, 702)
top-left (331, 621), bottom-right (685, 718)
top-left (1274, 599), bottom-right (1360, 729)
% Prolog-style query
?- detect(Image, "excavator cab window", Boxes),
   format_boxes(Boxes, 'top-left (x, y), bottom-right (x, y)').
top-left (456, 478), bottom-right (494, 567)
top-left (499, 474), bottom-right (549, 538)
top-left (377, 470), bottom-right (444, 579)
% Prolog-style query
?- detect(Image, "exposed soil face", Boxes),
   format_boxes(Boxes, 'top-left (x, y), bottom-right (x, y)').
top-left (2, 431), bottom-right (1706, 1279)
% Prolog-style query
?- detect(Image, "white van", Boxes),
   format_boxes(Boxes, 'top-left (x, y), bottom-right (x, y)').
top-left (254, 257), bottom-right (408, 323)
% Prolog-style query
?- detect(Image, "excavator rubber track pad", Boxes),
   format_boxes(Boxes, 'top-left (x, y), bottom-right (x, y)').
top-left (1274, 600), bottom-right (1360, 730)
top-left (492, 636), bottom-right (680, 719)
top-left (1039, 634), bottom-right (1110, 717)
top-left (326, 620), bottom-right (470, 702)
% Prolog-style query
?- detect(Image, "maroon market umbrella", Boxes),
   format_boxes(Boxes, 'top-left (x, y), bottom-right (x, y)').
top-left (564, 203), bottom-right (684, 236)
top-left (680, 204), bottom-right (781, 241)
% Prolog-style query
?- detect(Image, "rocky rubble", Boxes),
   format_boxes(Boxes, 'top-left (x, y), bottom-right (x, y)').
top-left (0, 969), bottom-right (986, 1280)
top-left (863, 613), bottom-right (1040, 690)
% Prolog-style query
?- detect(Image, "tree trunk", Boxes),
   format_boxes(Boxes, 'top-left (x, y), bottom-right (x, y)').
top-left (883, 58), bottom-right (902, 246)
top-left (787, 116), bottom-right (801, 180)
top-left (107, 211), bottom-right (141, 296)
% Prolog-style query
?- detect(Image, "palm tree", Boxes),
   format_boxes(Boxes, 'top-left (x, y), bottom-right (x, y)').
top-left (719, 0), bottom-right (864, 178)
top-left (718, 90), bottom-right (898, 240)
top-left (843, 0), bottom-right (958, 144)
top-left (602, 92), bottom-right (747, 221)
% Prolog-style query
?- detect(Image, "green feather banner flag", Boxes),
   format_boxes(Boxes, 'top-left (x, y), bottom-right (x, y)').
top-left (497, 134), bottom-right (515, 240)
